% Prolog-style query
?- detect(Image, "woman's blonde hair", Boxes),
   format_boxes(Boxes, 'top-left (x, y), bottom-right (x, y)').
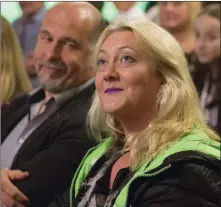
top-left (1, 16), bottom-right (32, 105)
top-left (87, 18), bottom-right (220, 170)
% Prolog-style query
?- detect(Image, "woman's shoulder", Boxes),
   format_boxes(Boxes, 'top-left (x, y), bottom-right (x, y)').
top-left (167, 152), bottom-right (220, 194)
top-left (131, 151), bottom-right (220, 207)
top-left (159, 151), bottom-right (220, 196)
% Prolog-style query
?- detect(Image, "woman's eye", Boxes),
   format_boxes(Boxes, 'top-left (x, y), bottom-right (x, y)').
top-left (195, 31), bottom-right (200, 39)
top-left (96, 59), bottom-right (107, 66)
top-left (121, 55), bottom-right (135, 63)
top-left (208, 35), bottom-right (217, 41)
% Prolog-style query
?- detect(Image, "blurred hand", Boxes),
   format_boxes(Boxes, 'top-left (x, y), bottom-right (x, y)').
top-left (1, 169), bottom-right (30, 207)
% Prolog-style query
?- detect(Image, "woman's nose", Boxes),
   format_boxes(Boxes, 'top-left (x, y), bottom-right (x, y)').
top-left (103, 63), bottom-right (120, 82)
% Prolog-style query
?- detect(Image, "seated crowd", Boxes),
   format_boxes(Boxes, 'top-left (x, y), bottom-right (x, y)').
top-left (1, 2), bottom-right (220, 207)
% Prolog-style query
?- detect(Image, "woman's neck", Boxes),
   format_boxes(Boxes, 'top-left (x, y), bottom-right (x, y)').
top-left (118, 107), bottom-right (156, 137)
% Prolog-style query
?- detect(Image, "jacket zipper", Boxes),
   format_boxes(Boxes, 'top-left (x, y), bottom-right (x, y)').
top-left (124, 164), bottom-right (171, 207)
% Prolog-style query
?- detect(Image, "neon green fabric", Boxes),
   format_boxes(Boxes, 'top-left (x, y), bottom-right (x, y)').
top-left (69, 138), bottom-right (113, 206)
top-left (114, 129), bottom-right (220, 207)
top-left (72, 138), bottom-right (112, 198)
top-left (69, 129), bottom-right (220, 207)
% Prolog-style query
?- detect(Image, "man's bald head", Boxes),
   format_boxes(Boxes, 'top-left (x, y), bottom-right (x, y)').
top-left (35, 2), bottom-right (105, 93)
top-left (46, 2), bottom-right (105, 45)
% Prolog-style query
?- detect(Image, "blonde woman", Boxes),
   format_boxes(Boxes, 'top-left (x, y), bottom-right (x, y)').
top-left (159, 2), bottom-right (201, 54)
top-left (159, 2), bottom-right (202, 72)
top-left (5, 18), bottom-right (221, 207)
top-left (1, 16), bottom-right (32, 108)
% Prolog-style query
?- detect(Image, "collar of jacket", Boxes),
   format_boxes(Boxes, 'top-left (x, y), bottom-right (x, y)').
top-left (69, 128), bottom-right (220, 207)
top-left (27, 87), bottom-right (45, 105)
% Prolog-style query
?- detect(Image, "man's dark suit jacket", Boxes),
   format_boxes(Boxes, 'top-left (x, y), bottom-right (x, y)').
top-left (1, 84), bottom-right (96, 207)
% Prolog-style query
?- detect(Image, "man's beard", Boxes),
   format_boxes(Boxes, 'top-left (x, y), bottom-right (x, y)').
top-left (39, 75), bottom-right (66, 94)
top-left (37, 59), bottom-right (67, 94)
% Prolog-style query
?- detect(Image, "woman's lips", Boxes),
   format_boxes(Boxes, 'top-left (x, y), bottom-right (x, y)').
top-left (105, 88), bottom-right (124, 94)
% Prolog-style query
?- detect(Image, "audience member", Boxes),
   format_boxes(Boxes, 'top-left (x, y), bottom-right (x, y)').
top-left (145, 3), bottom-right (159, 23)
top-left (101, 2), bottom-right (156, 23)
top-left (13, 2), bottom-right (47, 88)
top-left (193, 4), bottom-right (221, 135)
top-left (53, 18), bottom-right (219, 206)
top-left (1, 16), bottom-right (32, 109)
top-left (1, 2), bottom-right (105, 207)
top-left (159, 2), bottom-right (202, 72)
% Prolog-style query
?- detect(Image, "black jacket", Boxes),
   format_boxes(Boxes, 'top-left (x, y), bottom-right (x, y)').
top-left (129, 151), bottom-right (220, 207)
top-left (192, 65), bottom-right (221, 136)
top-left (1, 84), bottom-right (96, 207)
top-left (49, 151), bottom-right (220, 207)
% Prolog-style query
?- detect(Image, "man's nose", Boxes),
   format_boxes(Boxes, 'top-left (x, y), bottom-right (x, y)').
top-left (44, 42), bottom-right (62, 60)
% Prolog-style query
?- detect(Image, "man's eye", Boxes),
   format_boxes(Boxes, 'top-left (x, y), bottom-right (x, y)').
top-left (40, 35), bottom-right (52, 43)
top-left (121, 55), bottom-right (135, 63)
top-left (67, 43), bottom-right (75, 49)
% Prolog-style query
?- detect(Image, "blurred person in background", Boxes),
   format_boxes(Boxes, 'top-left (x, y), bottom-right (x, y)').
top-left (101, 1), bottom-right (156, 24)
top-left (1, 16), bottom-right (32, 109)
top-left (159, 2), bottom-right (202, 72)
top-left (13, 2), bottom-right (47, 88)
top-left (193, 4), bottom-right (220, 135)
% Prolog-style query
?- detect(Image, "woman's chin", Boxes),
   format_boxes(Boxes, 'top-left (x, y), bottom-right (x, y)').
top-left (197, 56), bottom-right (212, 65)
top-left (102, 102), bottom-right (123, 113)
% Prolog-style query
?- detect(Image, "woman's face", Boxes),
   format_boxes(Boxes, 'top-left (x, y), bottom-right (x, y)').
top-left (95, 31), bottom-right (162, 119)
top-left (195, 15), bottom-right (220, 64)
top-left (159, 2), bottom-right (190, 31)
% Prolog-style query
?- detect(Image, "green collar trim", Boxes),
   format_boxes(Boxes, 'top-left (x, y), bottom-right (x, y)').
top-left (70, 129), bottom-right (220, 207)
top-left (114, 129), bottom-right (220, 207)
